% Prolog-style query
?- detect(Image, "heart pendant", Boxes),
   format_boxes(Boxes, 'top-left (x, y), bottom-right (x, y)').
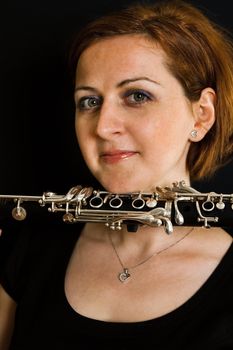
top-left (118, 268), bottom-right (131, 282)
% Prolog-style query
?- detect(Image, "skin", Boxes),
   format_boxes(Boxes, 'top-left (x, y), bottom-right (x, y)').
top-left (0, 285), bottom-right (16, 350)
top-left (63, 35), bottom-right (232, 322)
top-left (74, 34), bottom-right (215, 193)
top-left (0, 35), bottom-right (232, 342)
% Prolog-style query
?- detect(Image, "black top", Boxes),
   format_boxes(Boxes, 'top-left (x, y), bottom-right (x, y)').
top-left (1, 219), bottom-right (233, 349)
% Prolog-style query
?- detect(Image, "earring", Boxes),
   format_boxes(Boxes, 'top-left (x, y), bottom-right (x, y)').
top-left (190, 130), bottom-right (198, 138)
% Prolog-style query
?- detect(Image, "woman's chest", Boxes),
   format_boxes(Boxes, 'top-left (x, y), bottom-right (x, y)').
top-left (64, 244), bottom-right (221, 322)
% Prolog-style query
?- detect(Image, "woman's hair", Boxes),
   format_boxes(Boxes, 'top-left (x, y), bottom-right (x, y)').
top-left (69, 0), bottom-right (233, 181)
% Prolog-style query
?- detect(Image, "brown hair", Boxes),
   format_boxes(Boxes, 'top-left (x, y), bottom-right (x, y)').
top-left (69, 0), bottom-right (233, 180)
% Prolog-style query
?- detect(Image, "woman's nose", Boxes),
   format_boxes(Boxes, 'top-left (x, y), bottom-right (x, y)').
top-left (95, 101), bottom-right (125, 139)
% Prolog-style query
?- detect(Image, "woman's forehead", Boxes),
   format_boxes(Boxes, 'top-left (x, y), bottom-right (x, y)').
top-left (75, 35), bottom-right (168, 84)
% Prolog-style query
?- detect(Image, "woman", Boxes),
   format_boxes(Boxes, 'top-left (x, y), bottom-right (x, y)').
top-left (1, 0), bottom-right (233, 348)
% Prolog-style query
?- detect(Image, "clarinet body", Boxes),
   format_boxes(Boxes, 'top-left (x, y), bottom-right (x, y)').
top-left (0, 181), bottom-right (233, 234)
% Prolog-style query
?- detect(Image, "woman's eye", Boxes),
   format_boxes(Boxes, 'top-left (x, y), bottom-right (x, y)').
top-left (77, 96), bottom-right (102, 110)
top-left (125, 90), bottom-right (152, 104)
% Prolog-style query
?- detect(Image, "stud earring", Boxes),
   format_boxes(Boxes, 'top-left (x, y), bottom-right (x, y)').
top-left (190, 130), bottom-right (198, 138)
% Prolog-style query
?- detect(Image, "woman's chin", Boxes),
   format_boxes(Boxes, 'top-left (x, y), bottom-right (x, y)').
top-left (99, 180), bottom-right (148, 194)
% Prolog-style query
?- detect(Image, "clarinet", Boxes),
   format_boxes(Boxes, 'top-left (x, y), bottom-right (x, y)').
top-left (0, 181), bottom-right (233, 234)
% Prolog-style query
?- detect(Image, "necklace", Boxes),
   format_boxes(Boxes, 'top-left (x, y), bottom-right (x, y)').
top-left (108, 227), bottom-right (194, 282)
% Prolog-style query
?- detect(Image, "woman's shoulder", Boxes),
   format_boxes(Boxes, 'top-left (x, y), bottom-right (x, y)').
top-left (184, 227), bottom-right (233, 289)
top-left (188, 226), bottom-right (232, 257)
top-left (0, 217), bottom-right (82, 301)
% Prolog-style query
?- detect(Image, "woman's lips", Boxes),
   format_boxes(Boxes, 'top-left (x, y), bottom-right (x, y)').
top-left (100, 151), bottom-right (138, 164)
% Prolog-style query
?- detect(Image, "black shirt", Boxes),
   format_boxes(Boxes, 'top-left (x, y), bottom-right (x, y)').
top-left (1, 219), bottom-right (233, 349)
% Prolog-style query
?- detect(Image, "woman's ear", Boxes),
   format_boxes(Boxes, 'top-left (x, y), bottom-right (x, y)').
top-left (189, 87), bottom-right (216, 142)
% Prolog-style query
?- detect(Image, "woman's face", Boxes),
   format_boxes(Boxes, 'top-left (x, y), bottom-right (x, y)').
top-left (74, 35), bottom-right (195, 193)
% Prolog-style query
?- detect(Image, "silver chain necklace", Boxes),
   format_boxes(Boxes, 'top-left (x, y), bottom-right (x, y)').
top-left (108, 227), bottom-right (194, 282)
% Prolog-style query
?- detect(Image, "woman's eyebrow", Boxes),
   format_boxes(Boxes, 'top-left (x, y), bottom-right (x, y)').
top-left (117, 77), bottom-right (161, 87)
top-left (74, 77), bottom-right (161, 93)
top-left (74, 86), bottom-right (98, 93)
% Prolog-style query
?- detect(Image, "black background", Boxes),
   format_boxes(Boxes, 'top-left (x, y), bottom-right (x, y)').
top-left (0, 0), bottom-right (233, 264)
top-left (1, 0), bottom-right (233, 196)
